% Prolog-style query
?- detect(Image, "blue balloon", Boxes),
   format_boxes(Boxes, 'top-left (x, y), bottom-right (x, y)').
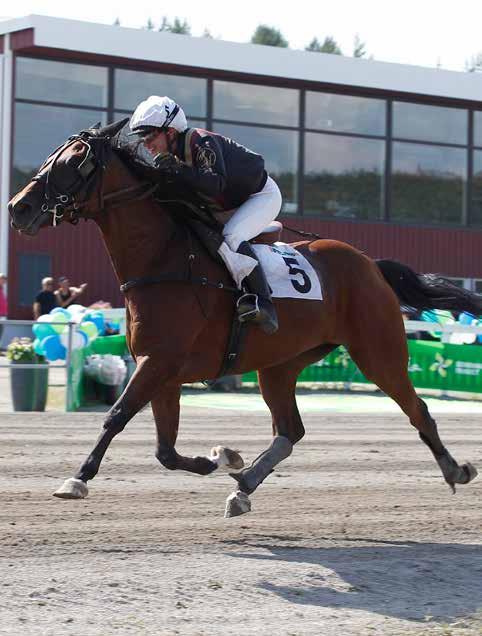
top-left (458, 312), bottom-right (475, 325)
top-left (41, 335), bottom-right (66, 361)
top-left (32, 322), bottom-right (56, 341)
top-left (33, 338), bottom-right (45, 356)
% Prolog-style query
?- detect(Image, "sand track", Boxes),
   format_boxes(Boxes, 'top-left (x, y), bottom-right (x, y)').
top-left (1, 408), bottom-right (481, 635)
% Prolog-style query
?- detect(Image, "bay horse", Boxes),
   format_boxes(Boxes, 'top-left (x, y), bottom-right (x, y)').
top-left (8, 119), bottom-right (479, 517)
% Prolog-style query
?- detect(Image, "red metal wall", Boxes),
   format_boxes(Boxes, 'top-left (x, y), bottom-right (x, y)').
top-left (280, 218), bottom-right (482, 279)
top-left (7, 216), bottom-right (482, 318)
top-left (8, 221), bottom-right (123, 319)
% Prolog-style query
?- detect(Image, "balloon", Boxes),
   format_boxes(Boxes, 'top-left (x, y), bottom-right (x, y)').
top-left (33, 338), bottom-right (45, 356)
top-left (32, 315), bottom-right (56, 341)
top-left (41, 335), bottom-right (66, 361)
top-left (50, 312), bottom-right (68, 334)
top-left (50, 307), bottom-right (71, 318)
top-left (60, 329), bottom-right (88, 350)
top-left (78, 321), bottom-right (99, 341)
top-left (83, 311), bottom-right (104, 335)
top-left (458, 312), bottom-right (476, 325)
top-left (67, 304), bottom-right (86, 316)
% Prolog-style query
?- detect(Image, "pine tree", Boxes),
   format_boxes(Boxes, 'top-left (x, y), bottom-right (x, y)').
top-left (251, 25), bottom-right (289, 48)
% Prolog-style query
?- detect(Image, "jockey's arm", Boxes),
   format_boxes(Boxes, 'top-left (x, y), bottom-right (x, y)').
top-left (155, 135), bottom-right (227, 197)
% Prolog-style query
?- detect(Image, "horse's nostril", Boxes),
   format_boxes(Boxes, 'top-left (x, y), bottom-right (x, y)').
top-left (12, 201), bottom-right (32, 217)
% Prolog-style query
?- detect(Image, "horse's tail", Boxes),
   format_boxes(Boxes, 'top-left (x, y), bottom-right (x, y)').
top-left (376, 259), bottom-right (482, 317)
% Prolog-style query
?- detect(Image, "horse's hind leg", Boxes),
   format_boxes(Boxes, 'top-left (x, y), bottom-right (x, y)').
top-left (346, 308), bottom-right (477, 492)
top-left (226, 344), bottom-right (336, 516)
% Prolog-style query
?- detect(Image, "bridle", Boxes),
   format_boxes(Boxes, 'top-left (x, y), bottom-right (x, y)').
top-left (32, 130), bottom-right (157, 227)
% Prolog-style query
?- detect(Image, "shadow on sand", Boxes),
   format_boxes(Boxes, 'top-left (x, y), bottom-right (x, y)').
top-left (226, 536), bottom-right (482, 626)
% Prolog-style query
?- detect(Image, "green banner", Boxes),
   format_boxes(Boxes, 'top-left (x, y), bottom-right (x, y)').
top-left (243, 339), bottom-right (482, 394)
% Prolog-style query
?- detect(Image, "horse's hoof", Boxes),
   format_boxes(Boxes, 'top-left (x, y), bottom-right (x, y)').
top-left (224, 490), bottom-right (251, 518)
top-left (463, 462), bottom-right (478, 483)
top-left (211, 446), bottom-right (244, 470)
top-left (53, 478), bottom-right (89, 499)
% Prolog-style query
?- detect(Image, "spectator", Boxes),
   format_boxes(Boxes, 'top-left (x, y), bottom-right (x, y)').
top-left (33, 277), bottom-right (58, 319)
top-left (55, 276), bottom-right (88, 308)
top-left (0, 273), bottom-right (7, 342)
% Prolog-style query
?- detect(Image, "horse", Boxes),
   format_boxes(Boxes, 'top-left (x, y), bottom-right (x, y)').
top-left (8, 119), bottom-right (479, 517)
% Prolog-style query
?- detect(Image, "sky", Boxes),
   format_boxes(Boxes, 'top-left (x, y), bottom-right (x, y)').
top-left (2, 0), bottom-right (482, 73)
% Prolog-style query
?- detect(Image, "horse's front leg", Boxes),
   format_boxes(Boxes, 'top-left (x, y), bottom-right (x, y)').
top-left (53, 355), bottom-right (165, 499)
top-left (152, 385), bottom-right (244, 475)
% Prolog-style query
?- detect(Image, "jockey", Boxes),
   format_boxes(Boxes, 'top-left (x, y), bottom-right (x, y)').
top-left (128, 95), bottom-right (280, 335)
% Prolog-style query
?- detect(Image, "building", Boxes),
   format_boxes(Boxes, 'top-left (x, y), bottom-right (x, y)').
top-left (1, 15), bottom-right (482, 318)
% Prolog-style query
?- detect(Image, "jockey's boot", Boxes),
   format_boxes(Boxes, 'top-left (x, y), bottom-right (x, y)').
top-left (236, 241), bottom-right (278, 335)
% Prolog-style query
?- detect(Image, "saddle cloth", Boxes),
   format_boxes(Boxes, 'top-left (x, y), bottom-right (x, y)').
top-left (252, 242), bottom-right (322, 301)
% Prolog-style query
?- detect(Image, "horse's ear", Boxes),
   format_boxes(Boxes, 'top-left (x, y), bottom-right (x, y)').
top-left (98, 118), bottom-right (130, 139)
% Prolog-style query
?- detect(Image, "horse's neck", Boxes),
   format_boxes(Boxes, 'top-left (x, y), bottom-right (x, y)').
top-left (94, 161), bottom-right (179, 284)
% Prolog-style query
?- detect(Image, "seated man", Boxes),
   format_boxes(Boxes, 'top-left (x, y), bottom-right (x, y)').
top-left (128, 95), bottom-right (281, 335)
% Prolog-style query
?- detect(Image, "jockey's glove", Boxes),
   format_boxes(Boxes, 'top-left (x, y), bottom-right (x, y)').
top-left (154, 153), bottom-right (186, 175)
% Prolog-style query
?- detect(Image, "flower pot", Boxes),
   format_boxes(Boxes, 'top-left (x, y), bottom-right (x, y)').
top-left (10, 362), bottom-right (49, 411)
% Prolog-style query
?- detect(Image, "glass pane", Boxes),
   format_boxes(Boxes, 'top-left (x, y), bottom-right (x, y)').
top-left (12, 103), bottom-right (106, 194)
top-left (213, 123), bottom-right (298, 213)
top-left (470, 150), bottom-right (482, 225)
top-left (475, 280), bottom-right (482, 293)
top-left (392, 142), bottom-right (466, 224)
top-left (16, 57), bottom-right (108, 107)
top-left (474, 112), bottom-right (482, 147)
top-left (214, 81), bottom-right (299, 127)
top-left (393, 102), bottom-right (467, 145)
top-left (304, 133), bottom-right (384, 219)
top-left (115, 69), bottom-right (206, 116)
top-left (306, 92), bottom-right (385, 136)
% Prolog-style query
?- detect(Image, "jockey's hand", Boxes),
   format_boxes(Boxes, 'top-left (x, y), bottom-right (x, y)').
top-left (154, 153), bottom-right (184, 174)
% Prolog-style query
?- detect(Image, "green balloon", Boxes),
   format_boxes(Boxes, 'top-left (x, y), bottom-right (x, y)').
top-left (79, 321), bottom-right (99, 341)
top-left (51, 312), bottom-right (68, 334)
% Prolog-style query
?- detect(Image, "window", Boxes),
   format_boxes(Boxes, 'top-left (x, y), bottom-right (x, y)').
top-left (214, 81), bottom-right (299, 127)
top-left (470, 150), bottom-right (482, 225)
top-left (12, 103), bottom-right (106, 194)
top-left (306, 92), bottom-right (385, 136)
top-left (18, 254), bottom-right (52, 306)
top-left (391, 142), bottom-right (466, 224)
top-left (304, 133), bottom-right (385, 219)
top-left (115, 69), bottom-right (207, 117)
top-left (213, 123), bottom-right (298, 213)
top-left (474, 280), bottom-right (482, 294)
top-left (16, 57), bottom-right (108, 107)
top-left (393, 102), bottom-right (467, 145)
top-left (474, 112), bottom-right (482, 147)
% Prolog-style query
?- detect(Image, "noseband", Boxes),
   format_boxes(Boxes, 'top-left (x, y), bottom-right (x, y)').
top-left (32, 131), bottom-right (156, 227)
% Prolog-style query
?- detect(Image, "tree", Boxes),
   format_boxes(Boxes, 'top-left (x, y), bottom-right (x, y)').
top-left (113, 17), bottom-right (121, 26)
top-left (158, 16), bottom-right (191, 34)
top-left (251, 25), bottom-right (289, 48)
top-left (144, 18), bottom-right (155, 31)
top-left (202, 28), bottom-right (214, 39)
top-left (306, 36), bottom-right (342, 55)
top-left (353, 34), bottom-right (367, 58)
top-left (170, 17), bottom-right (191, 34)
top-left (466, 52), bottom-right (482, 72)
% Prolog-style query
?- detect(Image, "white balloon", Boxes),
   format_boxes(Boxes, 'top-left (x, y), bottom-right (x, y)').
top-left (60, 330), bottom-right (88, 350)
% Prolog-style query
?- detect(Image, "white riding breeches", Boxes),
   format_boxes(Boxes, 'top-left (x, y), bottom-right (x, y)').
top-left (217, 176), bottom-right (282, 288)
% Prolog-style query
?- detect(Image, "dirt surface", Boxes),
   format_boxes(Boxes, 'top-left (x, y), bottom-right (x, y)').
top-left (1, 407), bottom-right (482, 636)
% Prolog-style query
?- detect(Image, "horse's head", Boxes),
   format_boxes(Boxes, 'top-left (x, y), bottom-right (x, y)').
top-left (8, 118), bottom-right (129, 236)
